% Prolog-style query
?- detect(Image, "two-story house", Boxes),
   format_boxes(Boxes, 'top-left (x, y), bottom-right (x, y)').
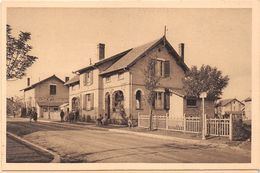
top-left (215, 98), bottom-right (244, 117)
top-left (65, 36), bottom-right (215, 123)
top-left (20, 75), bottom-right (69, 120)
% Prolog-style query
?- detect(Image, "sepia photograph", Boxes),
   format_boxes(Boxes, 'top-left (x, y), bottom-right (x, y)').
top-left (2, 1), bottom-right (260, 171)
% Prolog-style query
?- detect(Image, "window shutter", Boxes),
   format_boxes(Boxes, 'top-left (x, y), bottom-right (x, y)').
top-left (164, 61), bottom-right (170, 77)
top-left (151, 59), bottom-right (156, 76)
top-left (164, 92), bottom-right (170, 110)
top-left (83, 74), bottom-right (86, 86)
top-left (90, 71), bottom-right (93, 85)
top-left (91, 93), bottom-right (94, 110)
top-left (83, 94), bottom-right (86, 110)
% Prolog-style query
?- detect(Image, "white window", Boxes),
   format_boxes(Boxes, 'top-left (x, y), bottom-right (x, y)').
top-left (155, 92), bottom-right (164, 109)
top-left (118, 72), bottom-right (124, 80)
top-left (106, 76), bottom-right (111, 83)
top-left (83, 93), bottom-right (94, 111)
top-left (136, 90), bottom-right (142, 109)
top-left (155, 59), bottom-right (170, 77)
top-left (83, 71), bottom-right (93, 86)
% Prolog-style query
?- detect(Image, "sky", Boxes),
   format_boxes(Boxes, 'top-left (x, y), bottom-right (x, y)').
top-left (6, 8), bottom-right (252, 100)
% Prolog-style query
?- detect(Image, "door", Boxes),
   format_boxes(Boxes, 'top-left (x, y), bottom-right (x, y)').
top-left (105, 93), bottom-right (110, 118)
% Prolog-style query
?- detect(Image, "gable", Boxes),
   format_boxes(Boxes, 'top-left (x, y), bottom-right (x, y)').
top-left (100, 36), bottom-right (189, 76)
top-left (21, 75), bottom-right (65, 92)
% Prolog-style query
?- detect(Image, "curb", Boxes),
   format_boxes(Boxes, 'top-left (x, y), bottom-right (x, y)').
top-left (7, 132), bottom-right (60, 163)
top-left (37, 119), bottom-right (108, 131)
top-left (108, 129), bottom-right (251, 154)
top-left (109, 128), bottom-right (208, 145)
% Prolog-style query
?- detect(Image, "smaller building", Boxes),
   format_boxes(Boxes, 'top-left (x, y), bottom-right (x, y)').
top-left (20, 75), bottom-right (69, 120)
top-left (215, 98), bottom-right (244, 117)
top-left (242, 97), bottom-right (251, 120)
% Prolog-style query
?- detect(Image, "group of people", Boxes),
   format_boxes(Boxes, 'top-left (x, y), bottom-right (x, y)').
top-left (96, 113), bottom-right (134, 128)
top-left (27, 107), bottom-right (38, 122)
top-left (60, 109), bottom-right (80, 123)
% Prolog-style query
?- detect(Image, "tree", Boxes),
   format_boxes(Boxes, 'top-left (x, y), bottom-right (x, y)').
top-left (6, 24), bottom-right (38, 80)
top-left (183, 65), bottom-right (229, 100)
top-left (144, 58), bottom-right (161, 130)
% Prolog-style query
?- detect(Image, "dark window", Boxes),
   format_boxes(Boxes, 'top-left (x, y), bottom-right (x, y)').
top-left (164, 92), bottom-right (170, 110)
top-left (164, 61), bottom-right (170, 77)
top-left (54, 107), bottom-right (59, 111)
top-left (50, 85), bottom-right (56, 95)
top-left (187, 98), bottom-right (197, 107)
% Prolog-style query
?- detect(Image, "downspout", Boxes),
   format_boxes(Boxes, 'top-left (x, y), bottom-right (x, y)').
top-left (130, 71), bottom-right (133, 119)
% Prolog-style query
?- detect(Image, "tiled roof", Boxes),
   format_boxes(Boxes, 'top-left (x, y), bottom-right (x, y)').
top-left (218, 98), bottom-right (244, 106)
top-left (75, 49), bottom-right (132, 74)
top-left (20, 75), bottom-right (65, 91)
top-left (100, 38), bottom-right (162, 75)
top-left (64, 75), bottom-right (80, 86)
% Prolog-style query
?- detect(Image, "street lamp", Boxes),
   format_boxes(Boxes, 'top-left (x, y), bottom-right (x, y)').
top-left (200, 92), bottom-right (207, 140)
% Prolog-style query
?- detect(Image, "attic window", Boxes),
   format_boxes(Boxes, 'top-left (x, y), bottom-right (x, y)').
top-left (50, 85), bottom-right (56, 95)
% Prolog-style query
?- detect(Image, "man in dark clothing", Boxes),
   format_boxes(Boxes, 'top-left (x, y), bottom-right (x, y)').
top-left (60, 109), bottom-right (65, 122)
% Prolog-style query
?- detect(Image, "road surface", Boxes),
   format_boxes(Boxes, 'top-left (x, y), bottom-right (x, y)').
top-left (6, 136), bottom-right (53, 163)
top-left (7, 119), bottom-right (250, 163)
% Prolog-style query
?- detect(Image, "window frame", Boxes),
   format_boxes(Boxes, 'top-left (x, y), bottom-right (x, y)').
top-left (106, 76), bottom-right (111, 83)
top-left (118, 72), bottom-right (124, 80)
top-left (186, 97), bottom-right (197, 108)
top-left (135, 90), bottom-right (143, 110)
top-left (49, 84), bottom-right (57, 95)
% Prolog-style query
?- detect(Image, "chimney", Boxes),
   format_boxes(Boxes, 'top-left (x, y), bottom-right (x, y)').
top-left (178, 43), bottom-right (185, 61)
top-left (65, 77), bottom-right (70, 82)
top-left (97, 43), bottom-right (105, 60)
top-left (27, 78), bottom-right (30, 86)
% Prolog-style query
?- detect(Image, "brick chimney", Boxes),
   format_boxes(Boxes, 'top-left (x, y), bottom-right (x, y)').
top-left (27, 78), bottom-right (30, 86)
top-left (97, 43), bottom-right (105, 60)
top-left (178, 43), bottom-right (185, 61)
top-left (65, 77), bottom-right (70, 82)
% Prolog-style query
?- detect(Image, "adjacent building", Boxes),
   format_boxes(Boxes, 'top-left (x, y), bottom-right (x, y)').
top-left (20, 75), bottom-right (69, 119)
top-left (215, 98), bottom-right (244, 117)
top-left (65, 36), bottom-right (215, 123)
top-left (242, 97), bottom-right (251, 120)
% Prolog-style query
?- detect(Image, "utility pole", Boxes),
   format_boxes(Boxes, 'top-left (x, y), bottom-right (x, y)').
top-left (200, 92), bottom-right (207, 140)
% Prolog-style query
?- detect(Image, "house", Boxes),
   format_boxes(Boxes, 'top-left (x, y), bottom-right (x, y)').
top-left (215, 98), bottom-right (244, 117)
top-left (65, 36), bottom-right (215, 123)
top-left (20, 75), bottom-right (69, 120)
top-left (242, 97), bottom-right (251, 120)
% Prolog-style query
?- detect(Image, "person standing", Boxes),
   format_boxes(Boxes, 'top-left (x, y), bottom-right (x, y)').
top-left (60, 109), bottom-right (65, 122)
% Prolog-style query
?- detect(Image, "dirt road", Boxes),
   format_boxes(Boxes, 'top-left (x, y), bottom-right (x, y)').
top-left (7, 119), bottom-right (250, 163)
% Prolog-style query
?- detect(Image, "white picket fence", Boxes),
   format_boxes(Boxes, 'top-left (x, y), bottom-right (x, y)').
top-left (138, 113), bottom-right (233, 140)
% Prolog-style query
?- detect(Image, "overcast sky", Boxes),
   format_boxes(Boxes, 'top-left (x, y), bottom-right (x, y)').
top-left (6, 8), bottom-right (251, 100)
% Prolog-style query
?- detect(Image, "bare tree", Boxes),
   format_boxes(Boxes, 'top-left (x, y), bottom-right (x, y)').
top-left (6, 24), bottom-right (38, 80)
top-left (144, 58), bottom-right (161, 130)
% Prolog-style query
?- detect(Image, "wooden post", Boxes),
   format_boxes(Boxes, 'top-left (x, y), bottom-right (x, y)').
top-left (166, 113), bottom-right (169, 130)
top-left (205, 114), bottom-right (207, 136)
top-left (138, 112), bottom-right (140, 127)
top-left (183, 114), bottom-right (186, 132)
top-left (229, 113), bottom-right (233, 141)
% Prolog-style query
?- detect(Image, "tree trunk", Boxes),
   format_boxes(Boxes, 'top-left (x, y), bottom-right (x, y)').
top-left (149, 107), bottom-right (153, 131)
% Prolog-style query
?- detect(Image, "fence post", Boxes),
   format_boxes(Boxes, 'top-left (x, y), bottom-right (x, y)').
top-left (166, 113), bottom-right (169, 130)
top-left (183, 114), bottom-right (186, 132)
top-left (138, 112), bottom-right (140, 127)
top-left (205, 114), bottom-right (207, 136)
top-left (229, 113), bottom-right (233, 141)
